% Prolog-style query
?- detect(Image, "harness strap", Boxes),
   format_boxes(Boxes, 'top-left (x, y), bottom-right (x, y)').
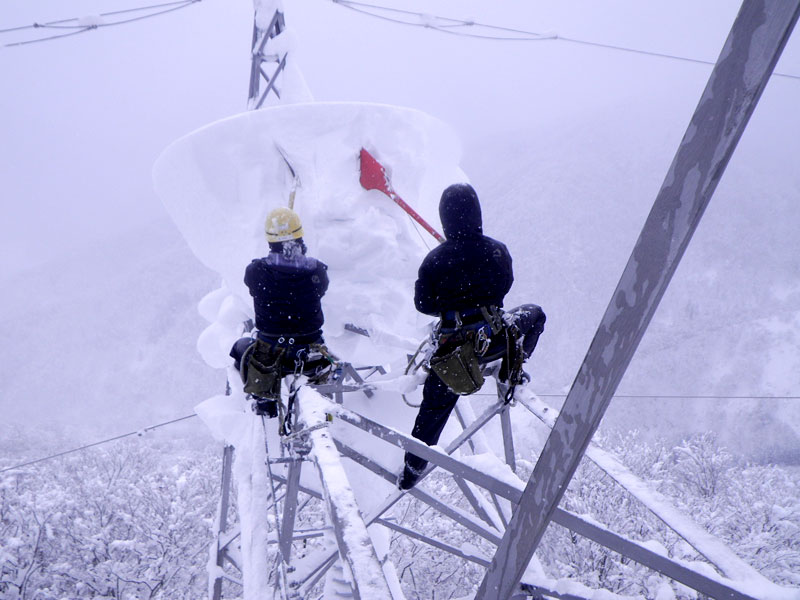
top-left (480, 305), bottom-right (504, 336)
top-left (501, 323), bottom-right (525, 404)
top-left (310, 343), bottom-right (340, 364)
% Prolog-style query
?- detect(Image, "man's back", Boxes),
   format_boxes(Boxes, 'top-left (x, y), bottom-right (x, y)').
top-left (414, 183), bottom-right (513, 315)
top-left (245, 251), bottom-right (328, 335)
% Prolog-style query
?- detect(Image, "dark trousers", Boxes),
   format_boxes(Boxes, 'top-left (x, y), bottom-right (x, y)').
top-left (404, 304), bottom-right (545, 473)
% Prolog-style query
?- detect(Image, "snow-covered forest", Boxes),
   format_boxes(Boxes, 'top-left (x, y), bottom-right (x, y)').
top-left (3, 428), bottom-right (799, 598)
top-left (2, 0), bottom-right (800, 598)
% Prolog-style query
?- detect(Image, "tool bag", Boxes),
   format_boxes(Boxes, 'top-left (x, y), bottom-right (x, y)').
top-left (429, 338), bottom-right (484, 395)
top-left (241, 339), bottom-right (285, 398)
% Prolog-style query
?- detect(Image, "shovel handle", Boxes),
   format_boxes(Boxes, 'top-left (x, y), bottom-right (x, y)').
top-left (359, 148), bottom-right (445, 244)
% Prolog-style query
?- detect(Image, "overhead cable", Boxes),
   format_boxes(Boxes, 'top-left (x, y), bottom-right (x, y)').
top-left (1, 0), bottom-right (202, 47)
top-left (0, 413), bottom-right (198, 474)
top-left (476, 393), bottom-right (800, 400)
top-left (332, 0), bottom-right (554, 41)
top-left (330, 0), bottom-right (800, 81)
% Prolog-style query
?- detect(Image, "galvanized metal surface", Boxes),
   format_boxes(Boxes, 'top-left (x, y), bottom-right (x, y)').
top-left (500, 406), bottom-right (516, 473)
top-left (247, 9), bottom-right (285, 106)
top-left (517, 391), bottom-right (778, 586)
top-left (335, 405), bottom-right (763, 599)
top-left (476, 2), bottom-right (800, 598)
top-left (212, 445), bottom-right (237, 600)
top-left (279, 458), bottom-right (303, 562)
top-left (299, 402), bottom-right (394, 599)
top-left (334, 440), bottom-right (503, 545)
top-left (375, 517), bottom-right (492, 567)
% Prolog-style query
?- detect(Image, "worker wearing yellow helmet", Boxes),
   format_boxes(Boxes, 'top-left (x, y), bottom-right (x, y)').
top-left (230, 207), bottom-right (331, 418)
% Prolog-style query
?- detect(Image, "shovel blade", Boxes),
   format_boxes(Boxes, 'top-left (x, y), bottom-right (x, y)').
top-left (359, 148), bottom-right (391, 195)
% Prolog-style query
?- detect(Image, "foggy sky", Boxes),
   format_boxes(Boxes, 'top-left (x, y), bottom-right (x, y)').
top-left (5, 0), bottom-right (797, 276)
top-left (1, 0), bottom-right (799, 446)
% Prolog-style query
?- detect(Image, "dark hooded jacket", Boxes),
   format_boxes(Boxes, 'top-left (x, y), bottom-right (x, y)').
top-left (414, 184), bottom-right (513, 316)
top-left (244, 241), bottom-right (329, 335)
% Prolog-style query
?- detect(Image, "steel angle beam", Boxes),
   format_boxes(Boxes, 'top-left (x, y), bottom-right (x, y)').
top-left (452, 476), bottom-right (501, 530)
top-left (255, 56), bottom-right (287, 108)
top-left (297, 431), bottom-right (508, 596)
top-left (516, 391), bottom-right (777, 586)
top-left (477, 2), bottom-right (800, 598)
top-left (335, 425), bottom-right (762, 599)
top-left (320, 401), bottom-right (760, 595)
top-left (499, 406), bottom-right (516, 473)
top-left (453, 403), bottom-right (509, 529)
top-left (270, 471), bottom-right (323, 501)
top-left (453, 405), bottom-right (480, 454)
top-left (444, 399), bottom-right (507, 454)
top-left (212, 445), bottom-right (239, 600)
top-left (298, 406), bottom-right (393, 599)
top-left (248, 9), bottom-right (285, 106)
top-left (218, 527), bottom-right (241, 553)
top-left (335, 440), bottom-right (503, 545)
top-left (279, 458), bottom-right (303, 562)
top-left (336, 443), bottom-right (697, 599)
top-left (554, 511), bottom-right (760, 600)
top-left (375, 517), bottom-right (492, 567)
top-left (519, 582), bottom-right (598, 600)
top-left (334, 407), bottom-right (520, 499)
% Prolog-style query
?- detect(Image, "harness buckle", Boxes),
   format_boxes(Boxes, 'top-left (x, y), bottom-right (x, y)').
top-left (474, 327), bottom-right (491, 356)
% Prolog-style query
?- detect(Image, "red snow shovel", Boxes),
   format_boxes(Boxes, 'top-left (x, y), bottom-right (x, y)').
top-left (359, 148), bottom-right (445, 244)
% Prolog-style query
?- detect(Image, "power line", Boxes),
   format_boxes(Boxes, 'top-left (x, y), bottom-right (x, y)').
top-left (476, 392), bottom-right (800, 400)
top-left (6, 0), bottom-right (797, 82)
top-left (1, 0), bottom-right (202, 47)
top-left (332, 0), bottom-right (554, 41)
top-left (0, 413), bottom-right (198, 474)
top-left (330, 0), bottom-right (800, 82)
top-left (3, 391), bottom-right (791, 471)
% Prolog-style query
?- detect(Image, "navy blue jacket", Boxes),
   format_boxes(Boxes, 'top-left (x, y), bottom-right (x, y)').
top-left (245, 251), bottom-right (329, 336)
top-left (414, 184), bottom-right (513, 316)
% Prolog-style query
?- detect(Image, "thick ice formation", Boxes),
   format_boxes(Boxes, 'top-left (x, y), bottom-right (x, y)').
top-left (153, 102), bottom-right (463, 369)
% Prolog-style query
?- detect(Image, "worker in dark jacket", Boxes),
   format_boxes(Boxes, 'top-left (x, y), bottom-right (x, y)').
top-left (245, 208), bottom-right (328, 339)
top-left (399, 183), bottom-right (546, 489)
top-left (230, 207), bottom-right (330, 416)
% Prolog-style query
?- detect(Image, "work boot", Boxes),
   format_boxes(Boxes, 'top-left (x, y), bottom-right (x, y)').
top-left (397, 464), bottom-right (423, 490)
top-left (253, 396), bottom-right (279, 418)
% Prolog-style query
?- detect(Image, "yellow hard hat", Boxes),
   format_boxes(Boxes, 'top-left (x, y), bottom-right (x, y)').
top-left (265, 207), bottom-right (304, 243)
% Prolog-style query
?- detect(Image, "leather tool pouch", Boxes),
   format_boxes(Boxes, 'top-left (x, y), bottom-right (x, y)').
top-left (243, 339), bottom-right (285, 398)
top-left (430, 339), bottom-right (484, 395)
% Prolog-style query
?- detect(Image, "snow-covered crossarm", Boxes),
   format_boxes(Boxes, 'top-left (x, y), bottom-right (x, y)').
top-left (334, 439), bottom-right (503, 546)
top-left (295, 387), bottom-right (397, 600)
top-left (518, 581), bottom-right (629, 600)
top-left (332, 439), bottom-right (634, 600)
top-left (333, 403), bottom-right (522, 498)
top-left (286, 400), bottom-right (511, 595)
top-left (332, 400), bottom-right (775, 600)
top-left (454, 400), bottom-right (513, 529)
top-left (278, 456), bottom-right (303, 562)
top-left (517, 388), bottom-right (791, 595)
top-left (451, 472), bottom-right (506, 532)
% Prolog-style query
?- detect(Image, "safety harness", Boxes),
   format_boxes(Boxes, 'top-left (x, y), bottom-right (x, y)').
top-left (237, 335), bottom-right (340, 435)
top-left (428, 306), bottom-right (526, 403)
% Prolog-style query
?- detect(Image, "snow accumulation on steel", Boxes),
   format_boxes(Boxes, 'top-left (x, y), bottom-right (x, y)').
top-left (477, 1), bottom-right (800, 599)
top-left (296, 386), bottom-right (394, 599)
